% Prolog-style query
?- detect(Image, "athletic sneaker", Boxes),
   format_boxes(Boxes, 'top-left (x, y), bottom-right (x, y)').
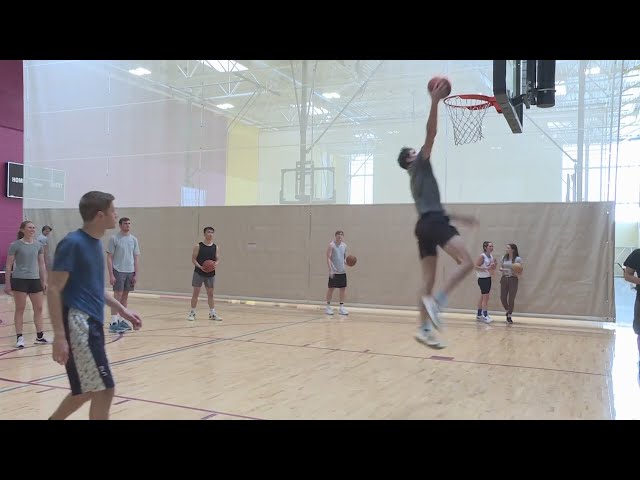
top-left (414, 329), bottom-right (446, 349)
top-left (422, 295), bottom-right (443, 330)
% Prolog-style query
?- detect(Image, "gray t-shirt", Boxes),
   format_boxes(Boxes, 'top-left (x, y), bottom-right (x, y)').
top-left (329, 241), bottom-right (347, 275)
top-left (408, 150), bottom-right (444, 215)
top-left (107, 232), bottom-right (140, 273)
top-left (36, 234), bottom-right (52, 262)
top-left (8, 240), bottom-right (43, 279)
top-left (36, 234), bottom-right (48, 247)
top-left (501, 256), bottom-right (523, 277)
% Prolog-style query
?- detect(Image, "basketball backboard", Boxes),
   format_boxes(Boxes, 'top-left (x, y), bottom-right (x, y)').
top-left (493, 60), bottom-right (557, 134)
top-left (279, 165), bottom-right (336, 204)
top-left (493, 60), bottom-right (527, 134)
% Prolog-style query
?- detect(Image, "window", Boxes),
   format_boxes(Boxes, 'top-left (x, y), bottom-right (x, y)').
top-left (349, 154), bottom-right (373, 204)
top-left (181, 186), bottom-right (206, 206)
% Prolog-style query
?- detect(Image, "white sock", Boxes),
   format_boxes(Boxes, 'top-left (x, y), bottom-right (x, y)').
top-left (190, 308), bottom-right (196, 314)
top-left (111, 314), bottom-right (119, 324)
top-left (210, 308), bottom-right (216, 315)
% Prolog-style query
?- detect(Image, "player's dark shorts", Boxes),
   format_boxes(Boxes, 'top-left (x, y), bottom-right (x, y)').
top-left (477, 277), bottom-right (492, 294)
top-left (328, 273), bottom-right (347, 289)
top-left (63, 306), bottom-right (114, 395)
top-left (634, 291), bottom-right (640, 335)
top-left (415, 211), bottom-right (460, 258)
top-left (112, 269), bottom-right (135, 292)
top-left (192, 271), bottom-right (215, 288)
top-left (10, 278), bottom-right (43, 294)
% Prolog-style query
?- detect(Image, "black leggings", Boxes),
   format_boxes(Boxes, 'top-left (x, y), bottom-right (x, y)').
top-left (500, 276), bottom-right (518, 316)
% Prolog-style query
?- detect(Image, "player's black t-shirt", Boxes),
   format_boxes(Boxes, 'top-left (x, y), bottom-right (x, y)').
top-left (195, 242), bottom-right (217, 278)
top-left (623, 248), bottom-right (640, 291)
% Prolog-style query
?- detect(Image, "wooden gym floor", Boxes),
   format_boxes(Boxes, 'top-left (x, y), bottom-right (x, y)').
top-left (0, 292), bottom-right (638, 420)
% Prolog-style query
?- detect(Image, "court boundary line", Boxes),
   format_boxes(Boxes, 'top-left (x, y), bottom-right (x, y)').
top-left (0, 376), bottom-right (261, 420)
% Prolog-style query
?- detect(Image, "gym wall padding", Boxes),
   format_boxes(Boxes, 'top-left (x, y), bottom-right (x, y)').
top-left (26, 201), bottom-right (615, 320)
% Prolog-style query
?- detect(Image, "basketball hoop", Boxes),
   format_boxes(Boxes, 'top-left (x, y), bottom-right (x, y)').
top-left (443, 94), bottom-right (502, 146)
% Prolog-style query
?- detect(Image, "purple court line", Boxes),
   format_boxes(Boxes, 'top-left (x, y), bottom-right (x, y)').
top-left (0, 308), bottom-right (222, 341)
top-left (122, 321), bottom-right (296, 337)
top-left (82, 324), bottom-right (609, 378)
top-left (0, 318), bottom-right (606, 417)
top-left (0, 333), bottom-right (124, 361)
top-left (0, 376), bottom-right (262, 420)
top-left (29, 338), bottom-right (222, 383)
top-left (29, 317), bottom-right (322, 385)
top-left (0, 306), bottom-right (609, 341)
top-left (0, 311), bottom-right (185, 341)
top-left (114, 399), bottom-right (130, 405)
top-left (223, 337), bottom-right (608, 377)
top-left (8, 314), bottom-right (599, 379)
top-left (201, 413), bottom-right (218, 420)
top-left (36, 388), bottom-right (55, 393)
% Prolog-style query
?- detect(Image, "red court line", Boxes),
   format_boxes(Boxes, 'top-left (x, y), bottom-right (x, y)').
top-left (84, 325), bottom-right (609, 378)
top-left (29, 316), bottom-right (320, 385)
top-left (0, 334), bottom-right (125, 360)
top-left (221, 336), bottom-right (609, 377)
top-left (0, 376), bottom-right (262, 420)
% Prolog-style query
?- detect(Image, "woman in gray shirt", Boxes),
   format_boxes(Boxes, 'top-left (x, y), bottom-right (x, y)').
top-left (4, 220), bottom-right (48, 348)
top-left (499, 243), bottom-right (523, 324)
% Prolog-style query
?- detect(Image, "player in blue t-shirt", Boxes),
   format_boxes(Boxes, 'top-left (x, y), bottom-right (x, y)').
top-left (47, 191), bottom-right (142, 420)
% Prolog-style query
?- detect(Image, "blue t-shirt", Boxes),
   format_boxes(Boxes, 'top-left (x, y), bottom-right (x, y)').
top-left (53, 229), bottom-right (105, 322)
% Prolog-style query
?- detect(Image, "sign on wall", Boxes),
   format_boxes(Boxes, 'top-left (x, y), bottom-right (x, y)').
top-left (5, 162), bottom-right (65, 202)
top-left (6, 162), bottom-right (23, 198)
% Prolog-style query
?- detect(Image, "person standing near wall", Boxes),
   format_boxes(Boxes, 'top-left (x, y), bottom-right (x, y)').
top-left (325, 230), bottom-right (349, 316)
top-left (188, 227), bottom-right (221, 321)
top-left (499, 243), bottom-right (522, 324)
top-left (106, 217), bottom-right (140, 333)
top-left (37, 225), bottom-right (53, 270)
top-left (4, 220), bottom-right (48, 347)
top-left (475, 241), bottom-right (495, 323)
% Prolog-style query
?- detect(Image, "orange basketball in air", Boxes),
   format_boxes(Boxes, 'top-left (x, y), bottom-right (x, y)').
top-left (428, 76), bottom-right (452, 96)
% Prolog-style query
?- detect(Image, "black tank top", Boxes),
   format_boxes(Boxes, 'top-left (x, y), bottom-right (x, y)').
top-left (195, 242), bottom-right (217, 277)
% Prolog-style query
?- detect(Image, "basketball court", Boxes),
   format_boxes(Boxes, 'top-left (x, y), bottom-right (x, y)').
top-left (1, 59), bottom-right (638, 420)
top-left (1, 290), bottom-right (638, 420)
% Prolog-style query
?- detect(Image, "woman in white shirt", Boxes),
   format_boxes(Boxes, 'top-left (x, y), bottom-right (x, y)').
top-left (474, 241), bottom-right (495, 323)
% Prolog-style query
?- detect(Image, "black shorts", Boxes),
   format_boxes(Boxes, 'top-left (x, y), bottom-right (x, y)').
top-left (10, 278), bottom-right (43, 294)
top-left (415, 212), bottom-right (459, 258)
top-left (328, 273), bottom-right (347, 289)
top-left (63, 306), bottom-right (115, 396)
top-left (478, 277), bottom-right (492, 294)
top-left (113, 269), bottom-right (135, 292)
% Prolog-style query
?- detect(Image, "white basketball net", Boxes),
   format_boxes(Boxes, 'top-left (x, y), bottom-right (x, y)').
top-left (444, 96), bottom-right (495, 146)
